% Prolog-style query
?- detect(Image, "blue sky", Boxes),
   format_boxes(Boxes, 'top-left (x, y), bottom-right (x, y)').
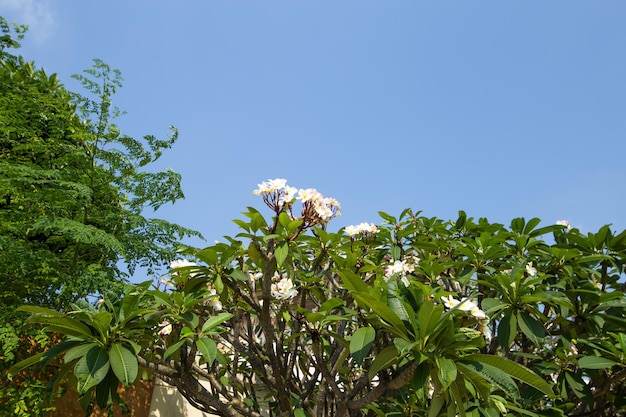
top-left (2, 1), bottom-right (626, 254)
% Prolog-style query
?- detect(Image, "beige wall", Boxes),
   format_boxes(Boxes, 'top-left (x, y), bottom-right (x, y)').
top-left (148, 378), bottom-right (216, 417)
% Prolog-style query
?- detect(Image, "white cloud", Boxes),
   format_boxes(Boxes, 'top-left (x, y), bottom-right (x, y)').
top-left (0, 0), bottom-right (55, 43)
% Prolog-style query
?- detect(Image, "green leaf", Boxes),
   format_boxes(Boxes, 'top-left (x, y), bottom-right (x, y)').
top-left (352, 293), bottom-right (408, 338)
top-left (163, 338), bottom-right (187, 360)
top-left (95, 369), bottom-right (117, 409)
top-left (459, 360), bottom-right (519, 399)
top-left (250, 211), bottom-right (267, 232)
top-left (65, 342), bottom-right (98, 363)
top-left (338, 270), bottom-right (370, 293)
top-left (196, 247), bottom-right (218, 264)
top-left (88, 311), bottom-right (113, 338)
top-left (34, 316), bottom-right (94, 339)
top-left (463, 354), bottom-right (554, 397)
top-left (368, 345), bottom-right (398, 379)
top-left (438, 357), bottom-right (457, 391)
top-left (418, 300), bottom-right (442, 340)
top-left (201, 312), bottom-right (233, 334)
top-left (350, 326), bottom-right (376, 365)
top-left (247, 241), bottom-right (263, 266)
top-left (455, 362), bottom-right (492, 401)
top-left (578, 355), bottom-right (617, 369)
top-left (275, 242), bottom-right (289, 267)
top-left (294, 408), bottom-right (309, 417)
top-left (196, 337), bottom-right (218, 365)
top-left (8, 352), bottom-right (45, 378)
top-left (16, 305), bottom-right (64, 317)
top-left (378, 211), bottom-right (397, 224)
top-left (306, 312), bottom-right (324, 323)
top-left (455, 210), bottom-right (467, 230)
top-left (497, 313), bottom-right (517, 349)
top-left (109, 343), bottom-right (138, 386)
top-left (517, 311), bottom-right (545, 347)
top-left (229, 269), bottom-right (248, 282)
top-left (74, 346), bottom-right (110, 393)
top-left (320, 298), bottom-right (344, 312)
top-left (388, 283), bottom-right (417, 336)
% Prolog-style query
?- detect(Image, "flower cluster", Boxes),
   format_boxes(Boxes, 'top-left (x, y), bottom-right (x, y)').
top-left (525, 262), bottom-right (537, 276)
top-left (384, 256), bottom-right (420, 287)
top-left (441, 295), bottom-right (491, 342)
top-left (299, 188), bottom-right (341, 226)
top-left (162, 259), bottom-right (200, 287)
top-left (206, 284), bottom-right (223, 311)
top-left (556, 219), bottom-right (573, 231)
top-left (345, 222), bottom-right (378, 238)
top-left (253, 179), bottom-right (341, 227)
top-left (158, 321), bottom-right (173, 338)
top-left (170, 259), bottom-right (197, 269)
top-left (271, 275), bottom-right (298, 300)
top-left (253, 179), bottom-right (298, 210)
top-left (441, 295), bottom-right (487, 320)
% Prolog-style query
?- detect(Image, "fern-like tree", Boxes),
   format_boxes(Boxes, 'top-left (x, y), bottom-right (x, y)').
top-left (0, 17), bottom-right (199, 416)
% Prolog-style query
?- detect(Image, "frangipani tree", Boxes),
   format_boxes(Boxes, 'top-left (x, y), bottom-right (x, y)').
top-left (11, 179), bottom-right (626, 416)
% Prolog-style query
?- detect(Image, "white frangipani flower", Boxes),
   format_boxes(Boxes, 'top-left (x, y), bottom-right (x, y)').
top-left (479, 321), bottom-right (492, 342)
top-left (345, 222), bottom-right (378, 237)
top-left (207, 286), bottom-right (223, 311)
top-left (441, 295), bottom-right (461, 309)
top-left (158, 321), bottom-right (173, 338)
top-left (278, 186), bottom-right (298, 207)
top-left (556, 219), bottom-right (573, 231)
top-left (383, 257), bottom-right (419, 287)
top-left (271, 277), bottom-right (298, 300)
top-left (297, 188), bottom-right (321, 203)
top-left (170, 259), bottom-right (197, 270)
top-left (526, 262), bottom-right (537, 276)
top-left (253, 179), bottom-right (340, 226)
top-left (253, 178), bottom-right (288, 195)
top-left (441, 296), bottom-right (488, 319)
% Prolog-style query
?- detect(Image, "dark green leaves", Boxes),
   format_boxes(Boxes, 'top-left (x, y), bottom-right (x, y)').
top-left (75, 346), bottom-right (110, 393)
top-left (350, 327), bottom-right (375, 365)
top-left (109, 344), bottom-right (138, 386)
top-left (577, 356), bottom-right (617, 369)
top-left (517, 311), bottom-right (545, 347)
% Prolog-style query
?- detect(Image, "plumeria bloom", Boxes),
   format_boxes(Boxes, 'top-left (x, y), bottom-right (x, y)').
top-left (207, 287), bottom-right (223, 311)
top-left (253, 179), bottom-right (341, 226)
top-left (297, 188), bottom-right (322, 203)
top-left (170, 259), bottom-right (198, 270)
top-left (344, 225), bottom-right (360, 237)
top-left (299, 191), bottom-right (341, 225)
top-left (271, 277), bottom-right (298, 300)
top-left (479, 321), bottom-right (493, 343)
top-left (253, 178), bottom-right (299, 212)
top-left (384, 258), bottom-right (418, 287)
top-left (525, 262), bottom-right (537, 276)
top-left (253, 178), bottom-right (287, 195)
top-left (463, 301), bottom-right (488, 320)
top-left (345, 222), bottom-right (378, 237)
top-left (556, 219), bottom-right (573, 231)
top-left (158, 321), bottom-right (173, 338)
top-left (441, 296), bottom-right (488, 319)
top-left (384, 260), bottom-right (411, 277)
top-left (278, 186), bottom-right (298, 207)
top-left (160, 277), bottom-right (174, 287)
top-left (442, 295), bottom-right (461, 309)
